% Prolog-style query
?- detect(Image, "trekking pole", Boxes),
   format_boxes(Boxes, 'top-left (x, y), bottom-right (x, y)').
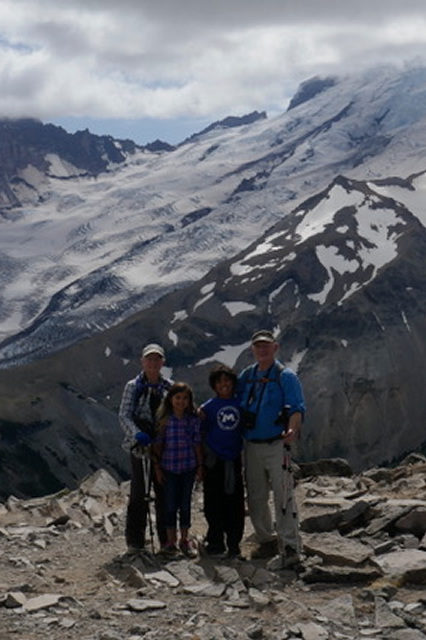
top-left (282, 444), bottom-right (296, 518)
top-left (141, 451), bottom-right (155, 553)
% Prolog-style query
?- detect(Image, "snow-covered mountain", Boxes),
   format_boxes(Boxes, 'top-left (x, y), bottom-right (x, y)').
top-left (2, 63), bottom-right (426, 368)
top-left (164, 171), bottom-right (426, 471)
top-left (2, 62), bottom-right (426, 495)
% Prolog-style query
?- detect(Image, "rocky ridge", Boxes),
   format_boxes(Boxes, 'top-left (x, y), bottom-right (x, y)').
top-left (0, 118), bottom-right (142, 212)
top-left (2, 455), bottom-right (426, 640)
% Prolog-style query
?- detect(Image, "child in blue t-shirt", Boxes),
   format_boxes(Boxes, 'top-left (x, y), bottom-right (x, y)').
top-left (199, 364), bottom-right (245, 558)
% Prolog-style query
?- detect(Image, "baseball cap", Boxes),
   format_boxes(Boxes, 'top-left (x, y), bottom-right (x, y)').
top-left (251, 330), bottom-right (275, 345)
top-left (142, 343), bottom-right (165, 358)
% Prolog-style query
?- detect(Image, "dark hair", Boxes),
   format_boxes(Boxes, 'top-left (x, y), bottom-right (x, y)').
top-left (156, 382), bottom-right (196, 428)
top-left (208, 364), bottom-right (237, 391)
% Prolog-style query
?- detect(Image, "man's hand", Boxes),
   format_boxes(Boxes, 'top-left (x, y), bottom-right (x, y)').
top-left (282, 412), bottom-right (302, 445)
top-left (134, 431), bottom-right (151, 447)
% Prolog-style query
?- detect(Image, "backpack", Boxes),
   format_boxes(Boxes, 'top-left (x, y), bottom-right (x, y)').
top-left (132, 374), bottom-right (171, 436)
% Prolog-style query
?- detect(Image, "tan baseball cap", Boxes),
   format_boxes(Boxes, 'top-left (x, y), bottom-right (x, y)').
top-left (142, 343), bottom-right (165, 358)
top-left (251, 330), bottom-right (275, 344)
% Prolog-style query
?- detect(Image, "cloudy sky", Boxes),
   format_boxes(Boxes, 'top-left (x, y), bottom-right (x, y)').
top-left (2, 0), bottom-right (426, 145)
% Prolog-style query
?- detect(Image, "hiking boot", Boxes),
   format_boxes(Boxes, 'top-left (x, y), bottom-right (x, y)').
top-left (267, 547), bottom-right (302, 571)
top-left (251, 538), bottom-right (279, 559)
top-left (282, 546), bottom-right (302, 570)
top-left (163, 543), bottom-right (178, 556)
top-left (266, 554), bottom-right (285, 571)
top-left (139, 549), bottom-right (157, 567)
top-left (126, 544), bottom-right (144, 555)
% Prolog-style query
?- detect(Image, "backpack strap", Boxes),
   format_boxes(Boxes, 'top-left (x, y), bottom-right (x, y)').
top-left (133, 374), bottom-right (172, 418)
top-left (133, 373), bottom-right (148, 413)
top-left (244, 362), bottom-right (276, 410)
top-left (246, 361), bottom-right (286, 403)
top-left (274, 362), bottom-right (294, 430)
top-left (274, 361), bottom-right (286, 405)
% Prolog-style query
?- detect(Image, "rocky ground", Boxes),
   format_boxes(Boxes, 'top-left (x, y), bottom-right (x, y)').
top-left (2, 455), bottom-right (426, 640)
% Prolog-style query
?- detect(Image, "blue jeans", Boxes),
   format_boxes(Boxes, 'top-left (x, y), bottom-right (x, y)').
top-left (164, 468), bottom-right (196, 530)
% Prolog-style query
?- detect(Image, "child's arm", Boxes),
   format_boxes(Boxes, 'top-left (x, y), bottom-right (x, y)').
top-left (195, 442), bottom-right (204, 482)
top-left (197, 407), bottom-right (206, 421)
top-left (151, 442), bottom-right (165, 484)
top-left (151, 425), bottom-right (165, 484)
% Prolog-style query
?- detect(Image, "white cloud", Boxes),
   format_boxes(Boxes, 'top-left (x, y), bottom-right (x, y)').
top-left (1, 1), bottom-right (426, 142)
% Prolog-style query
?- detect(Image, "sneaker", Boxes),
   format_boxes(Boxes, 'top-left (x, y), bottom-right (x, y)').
top-left (157, 544), bottom-right (172, 557)
top-left (163, 543), bottom-right (178, 555)
top-left (226, 547), bottom-right (245, 561)
top-left (251, 538), bottom-right (279, 559)
top-left (179, 539), bottom-right (197, 558)
top-left (203, 543), bottom-right (226, 557)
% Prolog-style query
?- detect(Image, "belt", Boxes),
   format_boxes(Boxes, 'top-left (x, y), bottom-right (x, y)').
top-left (248, 435), bottom-right (283, 444)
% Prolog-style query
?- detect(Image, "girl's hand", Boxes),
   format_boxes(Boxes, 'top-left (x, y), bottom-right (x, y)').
top-left (196, 465), bottom-right (204, 483)
top-left (154, 466), bottom-right (165, 485)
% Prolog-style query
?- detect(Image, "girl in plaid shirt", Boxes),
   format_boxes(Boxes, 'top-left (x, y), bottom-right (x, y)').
top-left (153, 382), bottom-right (203, 556)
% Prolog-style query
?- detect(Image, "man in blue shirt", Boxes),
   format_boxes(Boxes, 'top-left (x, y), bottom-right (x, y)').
top-left (238, 330), bottom-right (306, 570)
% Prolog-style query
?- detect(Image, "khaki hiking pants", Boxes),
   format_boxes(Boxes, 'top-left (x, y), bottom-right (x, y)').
top-left (244, 439), bottom-right (301, 554)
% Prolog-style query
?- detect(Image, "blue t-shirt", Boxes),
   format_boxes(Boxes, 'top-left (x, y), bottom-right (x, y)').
top-left (237, 361), bottom-right (306, 441)
top-left (200, 396), bottom-right (243, 460)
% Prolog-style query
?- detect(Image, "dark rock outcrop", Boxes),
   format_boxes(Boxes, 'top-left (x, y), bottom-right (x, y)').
top-left (287, 75), bottom-right (338, 110)
top-left (182, 110), bottom-right (267, 143)
top-left (0, 118), bottom-right (141, 211)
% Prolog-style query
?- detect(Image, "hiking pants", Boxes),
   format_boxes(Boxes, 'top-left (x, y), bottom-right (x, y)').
top-left (203, 456), bottom-right (245, 553)
top-left (244, 439), bottom-right (301, 554)
top-left (125, 452), bottom-right (167, 549)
